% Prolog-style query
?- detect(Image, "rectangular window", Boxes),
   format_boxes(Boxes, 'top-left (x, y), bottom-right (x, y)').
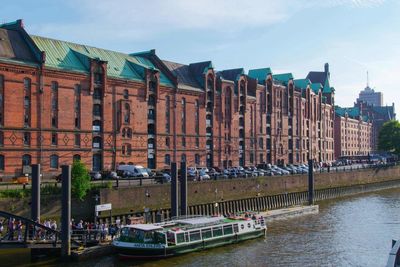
top-left (0, 155), bottom-right (4, 171)
top-left (201, 228), bottom-right (212, 239)
top-left (189, 231), bottom-right (201, 242)
top-left (176, 233), bottom-right (185, 244)
top-left (195, 137), bottom-right (199, 148)
top-left (181, 98), bottom-right (186, 133)
top-left (182, 137), bottom-right (186, 147)
top-left (212, 227), bottom-right (223, 237)
top-left (223, 225), bottom-right (233, 235)
top-left (75, 134), bottom-right (80, 147)
top-left (51, 133), bottom-right (57, 145)
top-left (23, 132), bottom-right (30, 146)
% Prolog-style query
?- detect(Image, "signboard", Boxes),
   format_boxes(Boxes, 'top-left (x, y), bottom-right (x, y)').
top-left (95, 203), bottom-right (112, 212)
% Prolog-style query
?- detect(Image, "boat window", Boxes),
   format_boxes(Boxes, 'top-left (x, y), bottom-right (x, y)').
top-left (176, 233), bottom-right (185, 244)
top-left (247, 223), bottom-right (251, 228)
top-left (201, 228), bottom-right (212, 239)
top-left (212, 227), bottom-right (223, 237)
top-left (184, 232), bottom-right (189, 242)
top-left (153, 232), bottom-right (166, 244)
top-left (189, 230), bottom-right (201, 242)
top-left (167, 231), bottom-right (176, 245)
top-left (223, 225), bottom-right (233, 235)
top-left (233, 224), bottom-right (239, 233)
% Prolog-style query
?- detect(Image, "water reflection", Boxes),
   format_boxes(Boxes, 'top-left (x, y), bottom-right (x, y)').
top-left (3, 188), bottom-right (400, 267)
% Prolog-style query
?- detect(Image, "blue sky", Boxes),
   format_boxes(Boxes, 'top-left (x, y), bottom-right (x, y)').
top-left (2, 0), bottom-right (399, 110)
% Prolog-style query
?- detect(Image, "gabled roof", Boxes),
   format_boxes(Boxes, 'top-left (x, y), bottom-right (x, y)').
top-left (248, 68), bottom-right (272, 84)
top-left (311, 83), bottom-right (322, 94)
top-left (306, 64), bottom-right (332, 93)
top-left (188, 61), bottom-right (213, 88)
top-left (273, 73), bottom-right (293, 85)
top-left (162, 60), bottom-right (203, 92)
top-left (294, 78), bottom-right (311, 90)
top-left (218, 68), bottom-right (245, 81)
top-left (0, 20), bottom-right (39, 66)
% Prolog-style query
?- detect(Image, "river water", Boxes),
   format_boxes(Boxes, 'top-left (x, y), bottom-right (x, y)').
top-left (3, 187), bottom-right (400, 267)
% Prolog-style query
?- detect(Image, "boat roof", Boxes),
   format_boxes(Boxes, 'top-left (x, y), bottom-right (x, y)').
top-left (174, 216), bottom-right (225, 225)
top-left (125, 224), bottom-right (163, 231)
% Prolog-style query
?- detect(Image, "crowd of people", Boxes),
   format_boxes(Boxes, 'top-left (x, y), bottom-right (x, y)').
top-left (0, 217), bottom-right (121, 243)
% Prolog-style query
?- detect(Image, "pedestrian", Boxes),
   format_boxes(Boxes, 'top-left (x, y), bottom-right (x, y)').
top-left (8, 218), bottom-right (15, 241)
top-left (16, 220), bottom-right (22, 241)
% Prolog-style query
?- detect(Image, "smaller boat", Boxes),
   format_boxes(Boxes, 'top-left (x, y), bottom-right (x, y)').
top-left (112, 213), bottom-right (267, 259)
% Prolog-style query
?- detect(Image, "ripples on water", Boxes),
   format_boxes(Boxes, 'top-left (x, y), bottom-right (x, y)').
top-left (3, 188), bottom-right (400, 267)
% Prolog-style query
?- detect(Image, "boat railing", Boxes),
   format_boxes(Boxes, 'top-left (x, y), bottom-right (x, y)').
top-left (169, 215), bottom-right (205, 221)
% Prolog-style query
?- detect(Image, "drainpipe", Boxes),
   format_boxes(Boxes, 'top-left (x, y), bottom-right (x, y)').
top-left (38, 52), bottom-right (45, 166)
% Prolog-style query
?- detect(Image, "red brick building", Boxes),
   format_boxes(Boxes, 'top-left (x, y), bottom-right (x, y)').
top-left (334, 106), bottom-right (372, 158)
top-left (0, 20), bottom-right (335, 178)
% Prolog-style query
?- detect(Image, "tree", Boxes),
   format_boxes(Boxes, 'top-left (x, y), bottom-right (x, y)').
top-left (378, 120), bottom-right (400, 155)
top-left (71, 160), bottom-right (91, 200)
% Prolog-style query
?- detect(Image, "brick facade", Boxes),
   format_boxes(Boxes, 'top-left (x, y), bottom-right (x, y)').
top-left (334, 112), bottom-right (372, 158)
top-left (0, 20), bottom-right (335, 178)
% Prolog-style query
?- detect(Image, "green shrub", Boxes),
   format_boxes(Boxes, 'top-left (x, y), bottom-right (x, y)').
top-left (71, 160), bottom-right (91, 200)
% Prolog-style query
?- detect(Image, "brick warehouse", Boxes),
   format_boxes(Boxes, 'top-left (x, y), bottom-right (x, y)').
top-left (0, 20), bottom-right (335, 178)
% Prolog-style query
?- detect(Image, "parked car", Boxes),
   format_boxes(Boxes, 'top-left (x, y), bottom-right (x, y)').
top-left (154, 171), bottom-right (171, 184)
top-left (90, 171), bottom-right (102, 180)
top-left (198, 170), bottom-right (210, 181)
top-left (117, 165), bottom-right (149, 178)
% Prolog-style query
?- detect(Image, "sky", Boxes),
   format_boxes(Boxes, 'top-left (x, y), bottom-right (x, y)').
top-left (1, 0), bottom-right (399, 110)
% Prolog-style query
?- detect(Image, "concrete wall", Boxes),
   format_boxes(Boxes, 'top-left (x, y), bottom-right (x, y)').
top-left (100, 165), bottom-right (400, 214)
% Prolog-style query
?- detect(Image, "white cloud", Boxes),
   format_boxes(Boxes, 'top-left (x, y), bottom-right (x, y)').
top-left (28, 0), bottom-right (386, 44)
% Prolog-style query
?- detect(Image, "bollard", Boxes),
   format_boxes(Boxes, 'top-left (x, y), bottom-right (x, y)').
top-left (61, 165), bottom-right (71, 260)
top-left (116, 178), bottom-right (119, 188)
top-left (140, 177), bottom-right (143, 186)
top-left (180, 161), bottom-right (188, 216)
top-left (308, 159), bottom-right (314, 206)
top-left (171, 162), bottom-right (179, 218)
top-left (31, 164), bottom-right (41, 222)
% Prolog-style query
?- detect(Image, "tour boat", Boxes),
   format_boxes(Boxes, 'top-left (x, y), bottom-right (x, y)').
top-left (112, 214), bottom-right (267, 259)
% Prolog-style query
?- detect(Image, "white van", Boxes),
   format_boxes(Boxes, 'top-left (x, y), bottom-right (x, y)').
top-left (117, 165), bottom-right (149, 178)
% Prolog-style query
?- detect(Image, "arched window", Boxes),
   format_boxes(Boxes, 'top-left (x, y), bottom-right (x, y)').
top-left (195, 154), bottom-right (200, 165)
top-left (122, 143), bottom-right (132, 156)
top-left (51, 81), bottom-right (58, 128)
top-left (93, 120), bottom-right (101, 132)
top-left (22, 154), bottom-right (31, 167)
top-left (181, 154), bottom-right (186, 162)
top-left (50, 155), bottom-right (59, 169)
top-left (164, 154), bottom-right (171, 165)
top-left (0, 155), bottom-right (4, 171)
top-left (123, 89), bottom-right (129, 99)
top-left (73, 154), bottom-right (81, 162)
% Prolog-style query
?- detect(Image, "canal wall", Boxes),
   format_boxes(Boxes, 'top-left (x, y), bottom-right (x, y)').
top-left (99, 165), bottom-right (400, 217)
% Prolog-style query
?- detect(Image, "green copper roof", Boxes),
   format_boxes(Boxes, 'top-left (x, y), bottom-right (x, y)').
top-left (30, 35), bottom-right (174, 86)
top-left (323, 79), bottom-right (332, 93)
top-left (272, 73), bottom-right (293, 85)
top-left (294, 79), bottom-right (311, 90)
top-left (335, 106), bottom-right (360, 119)
top-left (248, 68), bottom-right (272, 84)
top-left (311, 83), bottom-right (322, 94)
